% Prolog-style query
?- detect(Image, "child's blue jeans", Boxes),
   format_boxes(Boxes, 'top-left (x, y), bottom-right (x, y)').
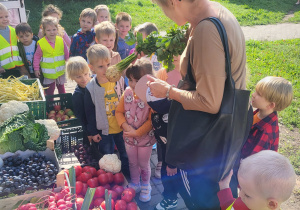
top-left (97, 132), bottom-right (129, 176)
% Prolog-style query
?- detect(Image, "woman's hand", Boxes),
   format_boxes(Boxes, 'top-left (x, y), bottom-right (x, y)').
top-left (147, 75), bottom-right (171, 98)
top-left (124, 126), bottom-right (138, 138)
top-left (131, 51), bottom-right (146, 65)
top-left (218, 169), bottom-right (233, 190)
top-left (167, 166), bottom-right (177, 176)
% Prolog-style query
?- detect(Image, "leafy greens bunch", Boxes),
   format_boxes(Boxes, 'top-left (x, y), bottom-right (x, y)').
top-left (0, 112), bottom-right (49, 153)
top-left (105, 24), bottom-right (188, 82)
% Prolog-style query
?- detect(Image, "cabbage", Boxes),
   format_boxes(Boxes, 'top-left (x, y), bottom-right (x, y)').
top-left (22, 123), bottom-right (49, 151)
top-left (0, 112), bottom-right (49, 153)
top-left (0, 130), bottom-right (25, 153)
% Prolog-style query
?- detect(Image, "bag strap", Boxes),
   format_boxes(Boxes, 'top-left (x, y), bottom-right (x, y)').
top-left (186, 17), bottom-right (235, 90)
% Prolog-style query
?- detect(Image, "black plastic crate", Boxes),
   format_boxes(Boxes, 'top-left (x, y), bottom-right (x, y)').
top-left (59, 126), bottom-right (83, 154)
top-left (46, 93), bottom-right (80, 128)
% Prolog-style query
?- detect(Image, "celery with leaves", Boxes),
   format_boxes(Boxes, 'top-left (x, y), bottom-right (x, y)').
top-left (105, 24), bottom-right (188, 82)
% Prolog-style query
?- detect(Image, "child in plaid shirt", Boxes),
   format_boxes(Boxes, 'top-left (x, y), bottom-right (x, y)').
top-left (70, 8), bottom-right (97, 60)
top-left (241, 76), bottom-right (293, 159)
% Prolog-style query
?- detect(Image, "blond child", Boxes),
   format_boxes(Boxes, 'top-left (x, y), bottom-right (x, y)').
top-left (33, 16), bottom-right (69, 95)
top-left (0, 3), bottom-right (26, 78)
top-left (132, 22), bottom-right (162, 71)
top-left (69, 8), bottom-right (97, 61)
top-left (94, 21), bottom-right (121, 67)
top-left (94, 5), bottom-right (119, 52)
top-left (115, 12), bottom-right (135, 60)
top-left (116, 58), bottom-right (156, 202)
top-left (241, 76), bottom-right (293, 159)
top-left (38, 4), bottom-right (71, 48)
top-left (218, 150), bottom-right (296, 210)
top-left (85, 44), bottom-right (129, 177)
top-left (94, 4), bottom-right (111, 23)
top-left (66, 56), bottom-right (92, 145)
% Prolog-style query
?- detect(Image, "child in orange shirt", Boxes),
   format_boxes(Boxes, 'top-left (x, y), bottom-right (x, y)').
top-left (115, 58), bottom-right (156, 202)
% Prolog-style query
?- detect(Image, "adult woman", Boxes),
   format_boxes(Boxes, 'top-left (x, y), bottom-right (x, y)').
top-left (147, 0), bottom-right (247, 209)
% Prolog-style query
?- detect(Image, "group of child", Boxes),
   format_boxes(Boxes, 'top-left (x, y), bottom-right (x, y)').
top-left (0, 2), bottom-right (297, 210)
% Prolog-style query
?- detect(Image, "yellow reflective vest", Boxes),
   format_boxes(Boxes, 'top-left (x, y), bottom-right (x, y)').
top-left (0, 26), bottom-right (24, 70)
top-left (38, 36), bottom-right (65, 79)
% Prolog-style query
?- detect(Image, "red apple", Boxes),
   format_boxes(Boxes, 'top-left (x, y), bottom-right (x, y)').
top-left (126, 202), bottom-right (138, 210)
top-left (94, 198), bottom-right (104, 207)
top-left (54, 105), bottom-right (61, 111)
top-left (115, 200), bottom-right (127, 210)
top-left (100, 199), bottom-right (115, 210)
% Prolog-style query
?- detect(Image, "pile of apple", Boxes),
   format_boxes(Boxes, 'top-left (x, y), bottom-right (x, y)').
top-left (47, 104), bottom-right (76, 122)
top-left (65, 165), bottom-right (138, 210)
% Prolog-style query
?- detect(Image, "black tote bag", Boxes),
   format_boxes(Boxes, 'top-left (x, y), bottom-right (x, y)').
top-left (166, 17), bottom-right (251, 182)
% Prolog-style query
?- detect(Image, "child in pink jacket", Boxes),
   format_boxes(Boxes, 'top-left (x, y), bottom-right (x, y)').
top-left (115, 58), bottom-right (156, 202)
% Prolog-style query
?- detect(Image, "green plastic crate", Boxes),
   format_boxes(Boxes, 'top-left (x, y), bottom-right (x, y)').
top-left (46, 93), bottom-right (80, 128)
top-left (0, 78), bottom-right (46, 120)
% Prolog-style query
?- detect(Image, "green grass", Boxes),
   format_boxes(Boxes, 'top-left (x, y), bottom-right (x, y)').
top-left (216, 0), bottom-right (300, 25)
top-left (279, 140), bottom-right (300, 175)
top-left (246, 39), bottom-right (300, 129)
top-left (25, 0), bottom-right (300, 36)
top-left (24, 0), bottom-right (174, 36)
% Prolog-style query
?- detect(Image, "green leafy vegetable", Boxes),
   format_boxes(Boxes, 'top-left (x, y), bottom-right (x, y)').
top-left (0, 112), bottom-right (33, 142)
top-left (22, 123), bottom-right (49, 151)
top-left (127, 24), bottom-right (188, 71)
top-left (0, 111), bottom-right (49, 153)
top-left (0, 130), bottom-right (25, 153)
top-left (106, 24), bottom-right (188, 82)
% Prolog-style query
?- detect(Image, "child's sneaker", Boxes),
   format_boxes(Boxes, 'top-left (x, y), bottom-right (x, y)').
top-left (155, 198), bottom-right (178, 210)
top-left (155, 161), bottom-right (162, 179)
top-left (139, 183), bottom-right (151, 202)
top-left (127, 182), bottom-right (141, 194)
